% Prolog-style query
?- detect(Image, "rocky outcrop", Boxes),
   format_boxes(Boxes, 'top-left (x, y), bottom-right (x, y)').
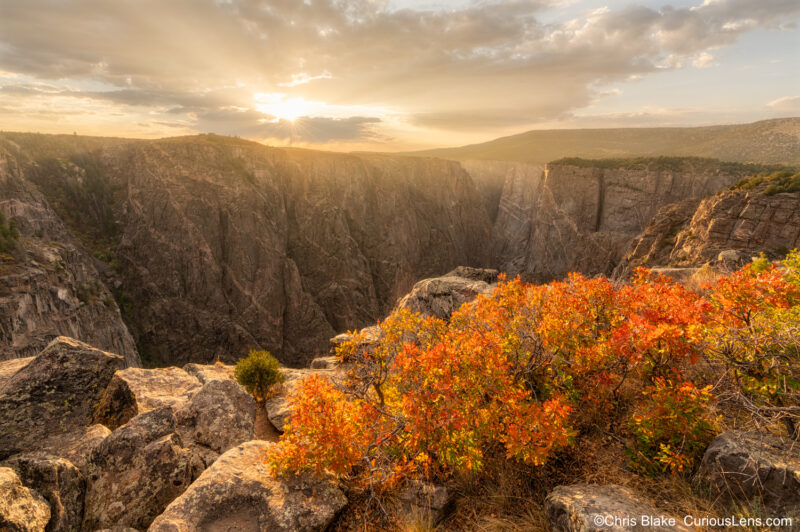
top-left (670, 189), bottom-right (800, 266)
top-left (149, 441), bottom-right (347, 531)
top-left (2, 454), bottom-right (85, 532)
top-left (544, 484), bottom-right (689, 532)
top-left (616, 187), bottom-right (800, 274)
top-left (0, 336), bottom-right (124, 461)
top-left (0, 355), bottom-right (32, 390)
top-left (696, 431), bottom-right (800, 514)
top-left (82, 407), bottom-right (203, 530)
top-left (0, 143), bottom-right (139, 366)
top-left (182, 362), bottom-right (234, 383)
top-left (94, 367), bottom-right (202, 430)
top-left (395, 270), bottom-right (496, 320)
top-left (0, 466), bottom-right (51, 532)
top-left (10, 136), bottom-right (491, 367)
top-left (498, 160), bottom-right (753, 282)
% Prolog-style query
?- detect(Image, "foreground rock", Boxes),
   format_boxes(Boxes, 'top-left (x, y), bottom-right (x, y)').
top-left (175, 379), bottom-right (257, 465)
top-left (545, 484), bottom-right (689, 532)
top-left (2, 454), bottom-right (84, 532)
top-left (150, 441), bottom-right (347, 531)
top-left (94, 367), bottom-right (202, 430)
top-left (396, 480), bottom-right (454, 526)
top-left (182, 362), bottom-right (234, 383)
top-left (82, 407), bottom-right (203, 530)
top-left (395, 271), bottom-right (496, 320)
top-left (696, 431), bottom-right (800, 513)
top-left (0, 466), bottom-right (51, 532)
top-left (0, 337), bottom-right (124, 461)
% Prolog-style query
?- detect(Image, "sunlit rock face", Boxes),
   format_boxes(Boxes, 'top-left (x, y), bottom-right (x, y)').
top-left (4, 135), bottom-right (492, 366)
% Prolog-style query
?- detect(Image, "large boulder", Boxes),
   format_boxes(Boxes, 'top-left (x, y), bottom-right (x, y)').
top-left (0, 466), bottom-right (51, 532)
top-left (395, 273), bottom-right (495, 320)
top-left (544, 484), bottom-right (689, 532)
top-left (395, 480), bottom-right (454, 526)
top-left (2, 454), bottom-right (84, 532)
top-left (149, 441), bottom-right (347, 531)
top-left (696, 431), bottom-right (800, 514)
top-left (0, 337), bottom-right (124, 461)
top-left (82, 407), bottom-right (203, 530)
top-left (175, 378), bottom-right (257, 466)
top-left (94, 367), bottom-right (202, 430)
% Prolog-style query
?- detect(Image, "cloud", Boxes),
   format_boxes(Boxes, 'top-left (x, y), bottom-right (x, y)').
top-left (767, 96), bottom-right (800, 112)
top-left (0, 0), bottom-right (797, 146)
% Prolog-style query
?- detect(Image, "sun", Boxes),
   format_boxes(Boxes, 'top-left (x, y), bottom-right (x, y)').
top-left (254, 93), bottom-right (316, 122)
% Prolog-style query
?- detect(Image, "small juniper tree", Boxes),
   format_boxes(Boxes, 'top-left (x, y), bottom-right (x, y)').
top-left (234, 350), bottom-right (285, 401)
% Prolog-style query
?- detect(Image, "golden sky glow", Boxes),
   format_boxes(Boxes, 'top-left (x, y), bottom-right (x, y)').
top-left (0, 0), bottom-right (798, 151)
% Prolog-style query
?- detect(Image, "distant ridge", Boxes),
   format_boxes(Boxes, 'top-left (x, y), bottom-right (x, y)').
top-left (402, 118), bottom-right (800, 165)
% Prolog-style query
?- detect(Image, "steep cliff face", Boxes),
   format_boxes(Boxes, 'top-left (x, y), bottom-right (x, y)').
top-left (0, 144), bottom-right (140, 366)
top-left (14, 136), bottom-right (492, 366)
top-left (493, 159), bottom-right (763, 281)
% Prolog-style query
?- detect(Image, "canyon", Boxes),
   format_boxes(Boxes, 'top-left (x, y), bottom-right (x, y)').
top-left (0, 129), bottom-right (798, 367)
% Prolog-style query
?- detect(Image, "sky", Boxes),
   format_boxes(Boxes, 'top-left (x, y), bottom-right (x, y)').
top-left (0, 0), bottom-right (798, 151)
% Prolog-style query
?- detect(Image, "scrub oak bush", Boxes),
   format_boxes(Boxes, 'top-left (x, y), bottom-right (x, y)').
top-left (270, 252), bottom-right (800, 492)
top-left (234, 350), bottom-right (284, 401)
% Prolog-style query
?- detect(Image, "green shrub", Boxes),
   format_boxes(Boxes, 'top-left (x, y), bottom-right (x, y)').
top-left (0, 211), bottom-right (19, 253)
top-left (234, 350), bottom-right (285, 401)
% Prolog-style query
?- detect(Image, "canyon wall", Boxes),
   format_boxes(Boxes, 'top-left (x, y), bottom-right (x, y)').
top-left (2, 135), bottom-right (492, 366)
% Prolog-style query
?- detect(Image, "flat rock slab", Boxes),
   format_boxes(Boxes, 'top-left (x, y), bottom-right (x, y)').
top-left (94, 367), bottom-right (202, 430)
top-left (2, 453), bottom-right (85, 532)
top-left (0, 336), bottom-right (124, 461)
top-left (545, 484), bottom-right (690, 532)
top-left (0, 466), bottom-right (51, 532)
top-left (696, 431), bottom-right (800, 514)
top-left (149, 441), bottom-right (347, 531)
top-left (182, 363), bottom-right (234, 384)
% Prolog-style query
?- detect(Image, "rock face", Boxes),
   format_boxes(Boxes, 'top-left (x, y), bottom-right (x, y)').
top-left (149, 441), bottom-right (347, 531)
top-left (0, 142), bottom-right (140, 366)
top-left (395, 270), bottom-right (497, 320)
top-left (0, 356), bottom-right (32, 390)
top-left (2, 454), bottom-right (85, 532)
top-left (82, 407), bottom-right (203, 530)
top-left (0, 336), bottom-right (124, 461)
top-left (94, 366), bottom-right (202, 430)
top-left (0, 466), bottom-right (51, 532)
top-left (616, 187), bottom-right (800, 274)
top-left (544, 484), bottom-right (689, 532)
top-left (696, 431), bottom-right (800, 514)
top-left (9, 136), bottom-right (492, 366)
top-left (496, 160), bottom-right (752, 282)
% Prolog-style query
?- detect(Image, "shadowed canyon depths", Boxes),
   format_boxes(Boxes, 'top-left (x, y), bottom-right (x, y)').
top-left (0, 122), bottom-right (798, 367)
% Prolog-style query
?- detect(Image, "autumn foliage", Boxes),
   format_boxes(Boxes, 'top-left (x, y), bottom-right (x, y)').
top-left (269, 251), bottom-right (800, 491)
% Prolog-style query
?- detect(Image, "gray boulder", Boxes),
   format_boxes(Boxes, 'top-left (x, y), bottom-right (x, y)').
top-left (0, 466), bottom-right (51, 532)
top-left (82, 407), bottom-right (203, 531)
top-left (149, 441), bottom-right (347, 531)
top-left (395, 274), bottom-right (495, 320)
top-left (545, 484), bottom-right (689, 532)
top-left (2, 454), bottom-right (84, 532)
top-left (396, 480), bottom-right (454, 526)
top-left (0, 337), bottom-right (124, 461)
top-left (175, 379), bottom-right (256, 466)
top-left (696, 431), bottom-right (800, 514)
